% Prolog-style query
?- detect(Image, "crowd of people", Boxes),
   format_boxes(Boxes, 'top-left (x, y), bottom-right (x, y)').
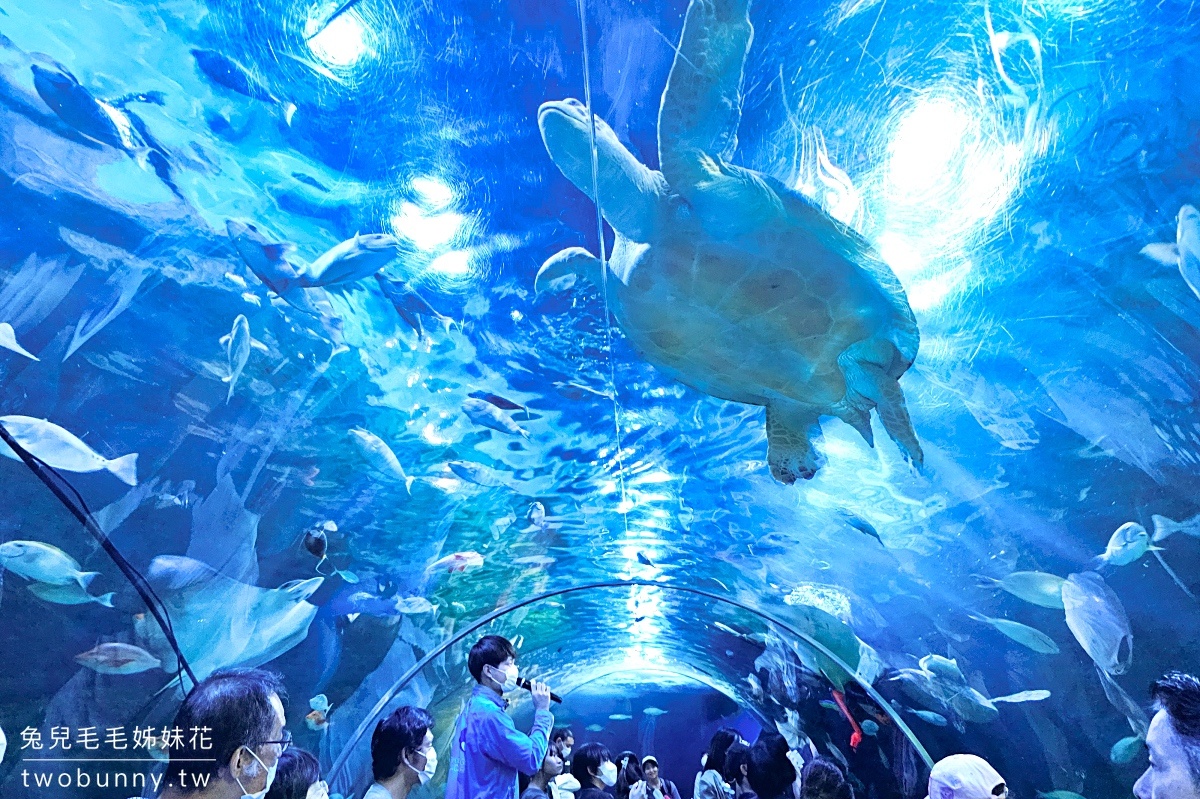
top-left (153, 634), bottom-right (1200, 799)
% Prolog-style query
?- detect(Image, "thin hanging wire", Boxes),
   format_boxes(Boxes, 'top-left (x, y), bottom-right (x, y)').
top-left (576, 0), bottom-right (630, 533)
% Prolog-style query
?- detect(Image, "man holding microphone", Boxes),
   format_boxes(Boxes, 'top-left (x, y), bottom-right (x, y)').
top-left (447, 635), bottom-right (555, 799)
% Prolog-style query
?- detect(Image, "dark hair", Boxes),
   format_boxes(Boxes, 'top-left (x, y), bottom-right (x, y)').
top-left (756, 731), bottom-right (790, 762)
top-left (1151, 671), bottom-right (1200, 782)
top-left (705, 728), bottom-right (739, 776)
top-left (164, 668), bottom-right (286, 793)
top-left (571, 742), bottom-right (612, 786)
top-left (371, 705), bottom-right (434, 782)
top-left (724, 742), bottom-right (751, 786)
top-left (616, 751), bottom-right (644, 799)
top-left (469, 635), bottom-right (517, 683)
top-left (266, 748), bottom-right (320, 799)
top-left (552, 727), bottom-right (575, 746)
top-left (800, 758), bottom-right (852, 799)
top-left (747, 738), bottom-right (797, 799)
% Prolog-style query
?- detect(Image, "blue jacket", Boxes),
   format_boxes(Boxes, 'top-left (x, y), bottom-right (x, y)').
top-left (446, 685), bottom-right (554, 799)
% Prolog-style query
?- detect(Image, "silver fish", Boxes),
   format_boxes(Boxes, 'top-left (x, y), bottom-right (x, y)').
top-left (0, 415), bottom-right (138, 485)
top-left (28, 580), bottom-right (114, 607)
top-left (0, 541), bottom-right (98, 588)
top-left (350, 427), bottom-right (414, 493)
top-left (303, 233), bottom-right (407, 286)
top-left (221, 315), bottom-right (251, 402)
top-left (967, 611), bottom-right (1060, 654)
top-left (0, 322), bottom-right (38, 360)
top-left (448, 460), bottom-right (506, 487)
top-left (75, 642), bottom-right (162, 675)
top-left (1151, 512), bottom-right (1200, 542)
top-left (1095, 522), bottom-right (1160, 567)
top-left (1141, 204), bottom-right (1200, 301)
top-left (976, 570), bottom-right (1065, 609)
top-left (462, 398), bottom-right (529, 437)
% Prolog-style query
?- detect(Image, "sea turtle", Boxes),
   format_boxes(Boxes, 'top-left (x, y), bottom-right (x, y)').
top-left (536, 0), bottom-right (922, 482)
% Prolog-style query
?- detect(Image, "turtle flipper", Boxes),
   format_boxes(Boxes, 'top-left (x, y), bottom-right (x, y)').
top-left (837, 339), bottom-right (924, 467)
top-left (765, 401), bottom-right (823, 483)
top-left (658, 0), bottom-right (752, 190)
top-left (535, 247), bottom-right (604, 293)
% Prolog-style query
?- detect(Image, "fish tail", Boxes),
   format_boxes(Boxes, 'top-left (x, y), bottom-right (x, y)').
top-left (94, 591), bottom-right (116, 608)
top-left (77, 571), bottom-right (99, 590)
top-left (107, 452), bottom-right (139, 486)
top-left (282, 102), bottom-right (298, 126)
top-left (1151, 514), bottom-right (1178, 542)
top-left (1089, 554), bottom-right (1109, 571)
top-left (405, 476), bottom-right (415, 494)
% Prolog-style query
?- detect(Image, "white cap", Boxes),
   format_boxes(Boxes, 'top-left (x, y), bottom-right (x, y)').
top-left (926, 754), bottom-right (1005, 799)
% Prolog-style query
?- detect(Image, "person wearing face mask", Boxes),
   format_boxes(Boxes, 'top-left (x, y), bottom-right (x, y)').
top-left (551, 729), bottom-right (575, 769)
top-left (446, 635), bottom-right (555, 799)
top-left (265, 749), bottom-right (327, 799)
top-left (365, 706), bottom-right (437, 799)
top-left (160, 668), bottom-right (291, 799)
top-left (569, 742), bottom-right (617, 799)
top-left (521, 745), bottom-right (565, 799)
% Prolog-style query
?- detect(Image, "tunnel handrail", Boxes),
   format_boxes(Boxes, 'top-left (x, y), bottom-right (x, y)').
top-left (326, 579), bottom-right (933, 785)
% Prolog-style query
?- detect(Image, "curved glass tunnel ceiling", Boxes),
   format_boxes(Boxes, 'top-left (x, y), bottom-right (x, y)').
top-left (0, 0), bottom-right (1196, 798)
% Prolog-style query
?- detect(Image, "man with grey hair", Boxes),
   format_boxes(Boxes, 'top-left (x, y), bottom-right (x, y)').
top-left (1135, 671), bottom-right (1200, 799)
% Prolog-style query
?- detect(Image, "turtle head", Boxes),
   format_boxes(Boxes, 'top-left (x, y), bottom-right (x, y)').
top-left (539, 99), bottom-right (665, 241)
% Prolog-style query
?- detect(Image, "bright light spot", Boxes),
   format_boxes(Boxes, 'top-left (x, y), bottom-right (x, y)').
top-left (510, 309), bottom-right (524, 322)
top-left (887, 98), bottom-right (971, 199)
top-left (874, 231), bottom-right (924, 278)
top-left (420, 421), bottom-right (452, 446)
top-left (429, 250), bottom-right (471, 276)
top-left (305, 5), bottom-right (371, 68)
top-left (412, 176), bottom-right (455, 210)
top-left (392, 202), bottom-right (465, 251)
top-left (907, 261), bottom-right (973, 311)
top-left (784, 583), bottom-right (853, 623)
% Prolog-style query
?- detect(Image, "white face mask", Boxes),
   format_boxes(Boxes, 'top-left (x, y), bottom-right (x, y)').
top-left (490, 663), bottom-right (519, 692)
top-left (406, 746), bottom-right (438, 784)
top-left (561, 746), bottom-right (572, 759)
top-left (599, 761), bottom-right (618, 787)
top-left (235, 746), bottom-right (278, 799)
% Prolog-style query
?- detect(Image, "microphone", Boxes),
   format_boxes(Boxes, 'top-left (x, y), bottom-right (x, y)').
top-left (517, 677), bottom-right (563, 704)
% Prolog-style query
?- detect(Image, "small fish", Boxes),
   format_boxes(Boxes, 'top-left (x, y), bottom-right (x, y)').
top-left (462, 398), bottom-right (529, 438)
top-left (427, 551), bottom-right (484, 574)
top-left (528, 502), bottom-right (547, 530)
top-left (637, 552), bottom-right (655, 567)
top-left (221, 314), bottom-right (251, 402)
top-left (350, 428), bottom-right (414, 492)
top-left (1110, 735), bottom-right (1144, 765)
top-left (1141, 204), bottom-right (1200, 301)
top-left (469, 390), bottom-right (526, 413)
top-left (75, 642), bottom-right (161, 675)
top-left (227, 220), bottom-right (306, 297)
top-left (28, 580), bottom-right (115, 607)
top-left (304, 234), bottom-right (406, 286)
top-left (967, 612), bottom-right (1060, 654)
top-left (375, 275), bottom-right (454, 338)
top-left (448, 460), bottom-right (506, 487)
top-left (394, 596), bottom-right (435, 614)
top-left (992, 690), bottom-right (1051, 703)
top-left (908, 710), bottom-right (948, 726)
top-left (0, 415), bottom-right (138, 485)
top-left (306, 709), bottom-right (329, 731)
top-left (1151, 512), bottom-right (1200, 542)
top-left (836, 509), bottom-right (884, 546)
top-left (191, 48), bottom-right (297, 124)
top-left (0, 541), bottom-right (98, 588)
top-left (608, 714), bottom-right (632, 721)
top-left (1095, 522), bottom-right (1161, 567)
top-left (0, 322), bottom-right (38, 360)
top-left (31, 64), bottom-right (149, 155)
top-left (642, 707), bottom-right (668, 716)
top-left (586, 724), bottom-right (604, 732)
top-left (860, 719), bottom-right (879, 737)
top-left (975, 570), bottom-right (1066, 609)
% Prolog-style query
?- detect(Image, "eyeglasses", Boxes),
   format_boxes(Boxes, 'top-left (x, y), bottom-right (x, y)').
top-left (256, 731), bottom-right (293, 753)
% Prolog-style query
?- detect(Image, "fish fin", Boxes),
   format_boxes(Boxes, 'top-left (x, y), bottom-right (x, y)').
top-left (965, 610), bottom-right (988, 623)
top-left (262, 242), bottom-right (297, 263)
top-left (106, 453), bottom-right (139, 486)
top-left (282, 102), bottom-right (298, 126)
top-left (131, 146), bottom-right (153, 171)
top-left (94, 591), bottom-right (115, 608)
top-left (77, 571), bottom-right (99, 590)
top-left (1140, 242), bottom-right (1179, 267)
top-left (405, 476), bottom-right (415, 494)
top-left (221, 373), bottom-right (234, 383)
top-left (250, 338), bottom-right (270, 353)
top-left (1147, 545), bottom-right (1166, 551)
top-left (218, 333), bottom-right (231, 346)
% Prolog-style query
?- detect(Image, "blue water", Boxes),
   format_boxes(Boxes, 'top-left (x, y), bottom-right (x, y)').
top-left (0, 0), bottom-right (1198, 796)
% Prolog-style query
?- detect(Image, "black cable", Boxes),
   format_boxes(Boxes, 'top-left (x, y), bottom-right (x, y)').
top-left (0, 422), bottom-right (199, 689)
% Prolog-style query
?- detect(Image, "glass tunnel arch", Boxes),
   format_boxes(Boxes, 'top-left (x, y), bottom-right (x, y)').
top-left (324, 579), bottom-right (935, 787)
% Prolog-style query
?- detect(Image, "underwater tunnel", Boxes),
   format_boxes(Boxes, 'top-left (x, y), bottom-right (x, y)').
top-left (0, 0), bottom-right (1198, 797)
